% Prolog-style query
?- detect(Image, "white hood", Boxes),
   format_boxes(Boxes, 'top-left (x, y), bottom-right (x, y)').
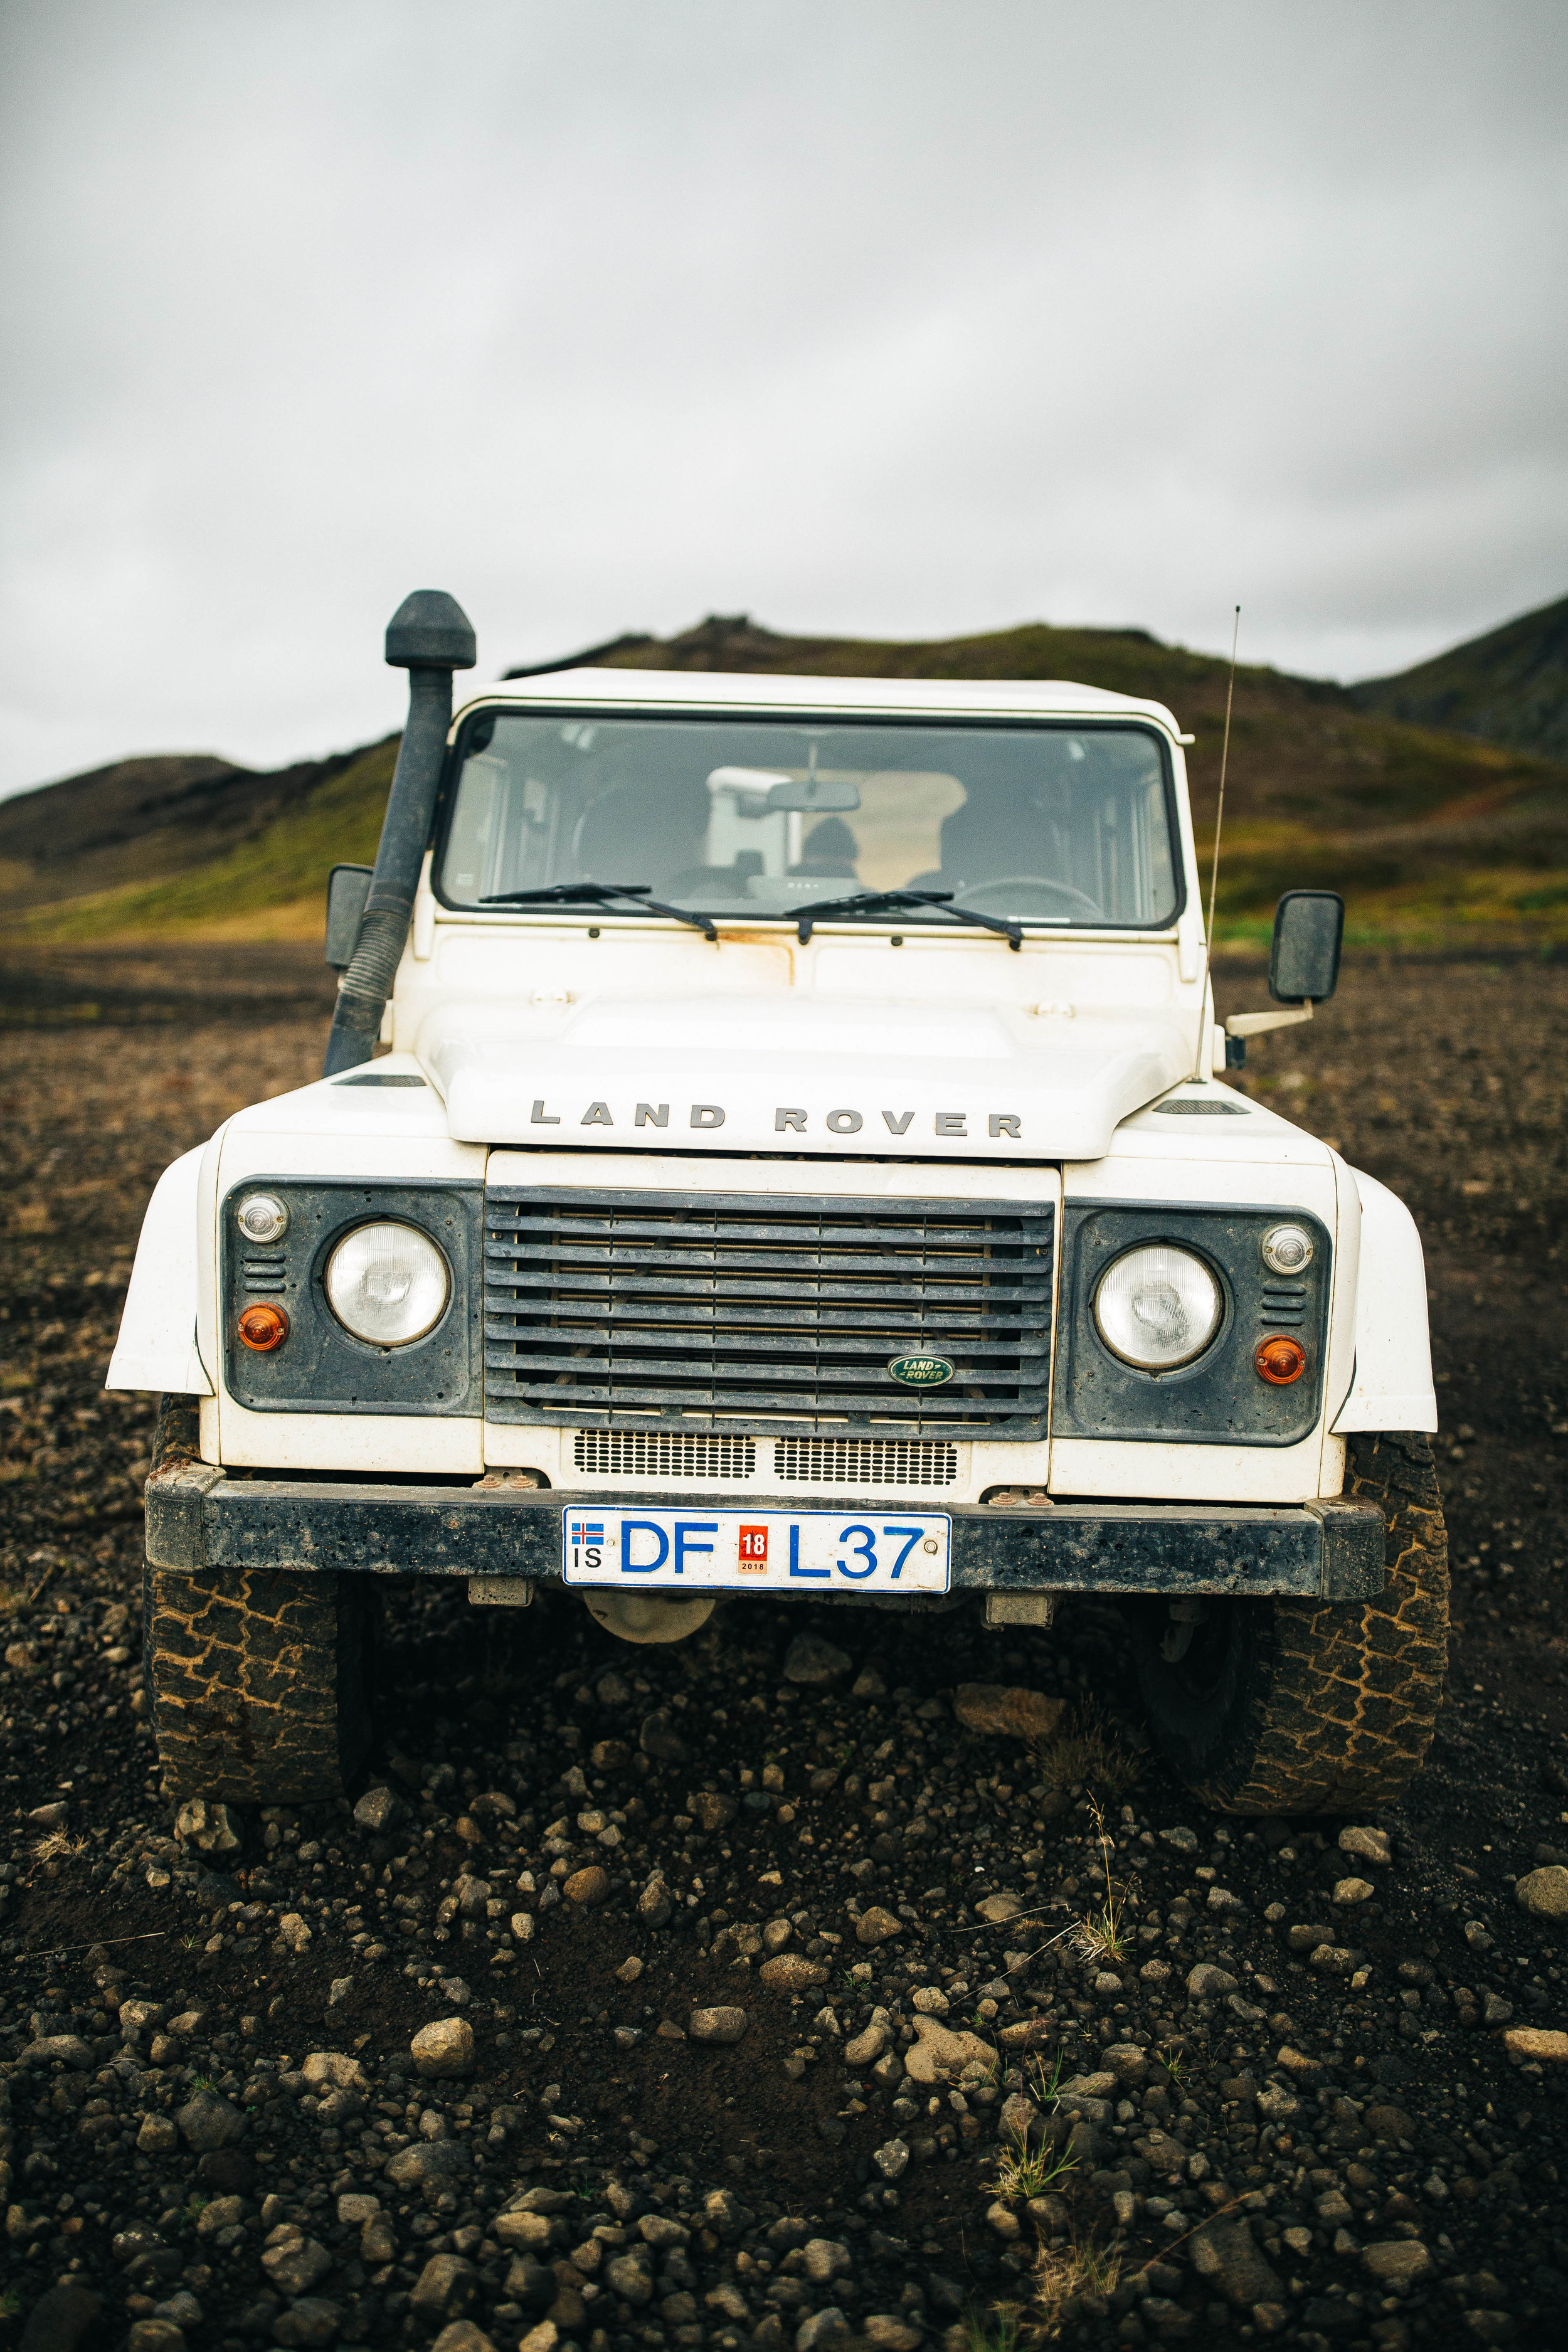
top-left (420, 990), bottom-right (1197, 1160)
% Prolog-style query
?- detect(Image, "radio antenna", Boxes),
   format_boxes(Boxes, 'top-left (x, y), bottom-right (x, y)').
top-left (1194, 603), bottom-right (1241, 1078)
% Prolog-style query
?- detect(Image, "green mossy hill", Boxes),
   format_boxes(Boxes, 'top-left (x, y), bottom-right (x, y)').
top-left (1351, 591), bottom-right (1568, 762)
top-left (0, 741), bottom-right (376, 918)
top-left (21, 737), bottom-right (397, 941)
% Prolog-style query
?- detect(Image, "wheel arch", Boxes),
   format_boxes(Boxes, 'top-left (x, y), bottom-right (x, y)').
top-left (1330, 1167), bottom-right (1437, 1435)
top-left (107, 1144), bottom-right (215, 1397)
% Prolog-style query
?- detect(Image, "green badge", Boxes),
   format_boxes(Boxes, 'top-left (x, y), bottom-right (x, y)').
top-left (886, 1353), bottom-right (955, 1389)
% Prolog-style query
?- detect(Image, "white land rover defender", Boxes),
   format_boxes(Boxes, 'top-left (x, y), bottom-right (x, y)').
top-left (109, 592), bottom-right (1446, 1816)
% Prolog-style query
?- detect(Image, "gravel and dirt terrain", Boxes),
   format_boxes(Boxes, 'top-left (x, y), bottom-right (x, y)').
top-left (3, 946), bottom-right (1567, 2352)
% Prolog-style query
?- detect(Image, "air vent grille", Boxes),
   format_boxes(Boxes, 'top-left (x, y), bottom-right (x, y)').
top-left (572, 1431), bottom-right (756, 1480)
top-left (775, 1438), bottom-right (960, 1487)
top-left (1259, 1283), bottom-right (1308, 1327)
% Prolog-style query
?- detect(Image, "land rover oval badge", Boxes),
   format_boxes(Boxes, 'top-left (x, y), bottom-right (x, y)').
top-left (887, 1353), bottom-right (955, 1388)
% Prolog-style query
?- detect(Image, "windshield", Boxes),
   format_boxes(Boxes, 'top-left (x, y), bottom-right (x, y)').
top-left (436, 711), bottom-right (1179, 928)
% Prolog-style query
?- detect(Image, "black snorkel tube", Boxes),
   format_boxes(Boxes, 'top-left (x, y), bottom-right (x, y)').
top-left (322, 590), bottom-right (476, 1078)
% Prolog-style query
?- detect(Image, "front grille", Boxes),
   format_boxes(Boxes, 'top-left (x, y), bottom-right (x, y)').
top-left (241, 1253), bottom-right (287, 1295)
top-left (573, 1431), bottom-right (756, 1480)
top-left (775, 1437), bottom-right (959, 1486)
top-left (484, 1187), bottom-right (1053, 1435)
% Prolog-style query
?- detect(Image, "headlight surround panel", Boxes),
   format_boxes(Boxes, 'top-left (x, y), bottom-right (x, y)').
top-left (221, 1179), bottom-right (482, 1415)
top-left (1055, 1201), bottom-right (1332, 1446)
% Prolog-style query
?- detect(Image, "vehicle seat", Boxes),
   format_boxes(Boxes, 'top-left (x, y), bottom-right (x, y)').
top-left (571, 782), bottom-right (709, 889)
top-left (938, 791), bottom-right (1052, 890)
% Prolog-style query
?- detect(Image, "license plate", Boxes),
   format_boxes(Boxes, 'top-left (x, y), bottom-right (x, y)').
top-left (561, 1507), bottom-right (951, 1593)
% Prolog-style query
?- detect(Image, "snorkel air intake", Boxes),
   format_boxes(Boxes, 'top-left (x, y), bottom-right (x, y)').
top-left (322, 590), bottom-right (476, 1077)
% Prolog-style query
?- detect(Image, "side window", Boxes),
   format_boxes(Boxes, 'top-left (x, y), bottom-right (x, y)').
top-left (443, 755), bottom-right (502, 897)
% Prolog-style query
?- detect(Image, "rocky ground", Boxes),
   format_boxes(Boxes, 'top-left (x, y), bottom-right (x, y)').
top-left (2, 946), bottom-right (1567, 2352)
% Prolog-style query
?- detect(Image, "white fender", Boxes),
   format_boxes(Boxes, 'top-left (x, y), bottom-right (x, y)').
top-left (1330, 1166), bottom-right (1437, 1434)
top-left (105, 1146), bottom-right (214, 1396)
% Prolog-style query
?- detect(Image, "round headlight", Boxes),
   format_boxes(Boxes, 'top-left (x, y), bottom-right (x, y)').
top-left (236, 1192), bottom-right (289, 1244)
top-left (1261, 1222), bottom-right (1313, 1276)
top-left (1094, 1244), bottom-right (1222, 1370)
top-left (325, 1221), bottom-right (450, 1347)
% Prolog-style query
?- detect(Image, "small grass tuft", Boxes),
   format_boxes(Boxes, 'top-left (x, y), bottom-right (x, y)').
top-left (962, 2302), bottom-right (1022, 2352)
top-left (1022, 2216), bottom-right (1126, 2338)
top-left (1027, 2050), bottom-right (1067, 2107)
top-left (991, 2135), bottom-right (1079, 2203)
top-left (31, 1830), bottom-right (85, 1862)
top-left (1029, 1706), bottom-right (1138, 1803)
top-left (1058, 1796), bottom-right (1129, 1970)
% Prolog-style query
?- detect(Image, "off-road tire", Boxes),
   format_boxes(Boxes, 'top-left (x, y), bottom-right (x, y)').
top-left (1128, 1431), bottom-right (1448, 1814)
top-left (143, 1404), bottom-right (376, 1804)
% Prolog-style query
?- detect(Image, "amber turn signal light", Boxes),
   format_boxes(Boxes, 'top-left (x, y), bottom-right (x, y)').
top-left (238, 1303), bottom-right (290, 1352)
top-left (1255, 1334), bottom-right (1306, 1384)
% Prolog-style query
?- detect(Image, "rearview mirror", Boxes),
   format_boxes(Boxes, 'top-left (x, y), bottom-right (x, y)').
top-left (706, 765), bottom-right (862, 814)
top-left (326, 863), bottom-right (373, 970)
top-left (1269, 889), bottom-right (1343, 1004)
top-left (766, 775), bottom-right (861, 813)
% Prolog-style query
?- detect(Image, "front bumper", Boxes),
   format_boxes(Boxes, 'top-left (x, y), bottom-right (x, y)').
top-left (146, 1461), bottom-right (1385, 1601)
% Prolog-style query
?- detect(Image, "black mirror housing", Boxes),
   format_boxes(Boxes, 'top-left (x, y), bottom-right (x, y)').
top-left (1269, 889), bottom-right (1343, 1004)
top-left (326, 863), bottom-right (373, 970)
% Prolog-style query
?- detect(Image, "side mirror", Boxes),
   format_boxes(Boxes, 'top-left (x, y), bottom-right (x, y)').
top-left (326, 864), bottom-right (373, 970)
top-left (1225, 887), bottom-right (1345, 1056)
top-left (1269, 889), bottom-right (1343, 1004)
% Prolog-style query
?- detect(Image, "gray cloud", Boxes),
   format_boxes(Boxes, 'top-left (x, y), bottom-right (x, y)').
top-left (1, 0), bottom-right (1564, 795)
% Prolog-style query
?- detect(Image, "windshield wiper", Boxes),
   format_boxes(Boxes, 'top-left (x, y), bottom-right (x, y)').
top-left (479, 881), bottom-right (718, 943)
top-left (788, 887), bottom-right (1022, 951)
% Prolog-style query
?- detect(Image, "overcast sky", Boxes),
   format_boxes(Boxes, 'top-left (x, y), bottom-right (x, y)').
top-left (1, 0), bottom-right (1564, 798)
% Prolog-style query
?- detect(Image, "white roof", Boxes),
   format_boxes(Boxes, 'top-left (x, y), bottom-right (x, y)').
top-left (454, 664), bottom-right (1186, 736)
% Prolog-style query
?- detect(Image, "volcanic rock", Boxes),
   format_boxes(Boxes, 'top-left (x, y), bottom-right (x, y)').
top-left (782, 1634), bottom-right (852, 1683)
top-left (411, 2017), bottom-right (475, 2078)
top-left (952, 1684), bottom-right (1067, 1739)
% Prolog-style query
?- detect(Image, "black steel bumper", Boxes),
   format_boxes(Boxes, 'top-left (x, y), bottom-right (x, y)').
top-left (146, 1463), bottom-right (1386, 1600)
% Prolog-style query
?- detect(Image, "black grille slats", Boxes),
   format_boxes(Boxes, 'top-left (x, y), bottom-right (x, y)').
top-left (484, 1189), bottom-right (1053, 1435)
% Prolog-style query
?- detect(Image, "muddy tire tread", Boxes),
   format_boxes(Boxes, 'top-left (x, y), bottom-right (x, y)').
top-left (143, 1399), bottom-right (371, 1803)
top-left (145, 1560), bottom-right (371, 1803)
top-left (1190, 1429), bottom-right (1449, 1814)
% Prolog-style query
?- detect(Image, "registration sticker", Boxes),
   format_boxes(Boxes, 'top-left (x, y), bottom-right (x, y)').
top-left (561, 1507), bottom-right (950, 1593)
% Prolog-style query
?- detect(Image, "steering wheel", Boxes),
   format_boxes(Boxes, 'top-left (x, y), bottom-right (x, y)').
top-left (952, 874), bottom-right (1105, 921)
